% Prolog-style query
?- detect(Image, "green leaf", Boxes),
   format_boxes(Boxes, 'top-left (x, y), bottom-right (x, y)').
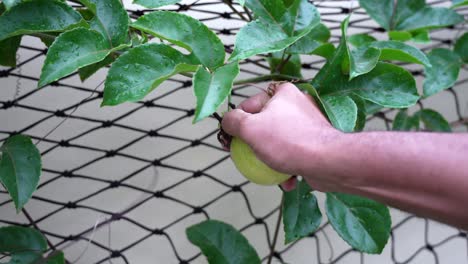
top-left (452, 0), bottom-right (468, 7)
top-left (267, 52), bottom-right (302, 78)
top-left (46, 251), bottom-right (66, 264)
top-left (358, 0), bottom-right (394, 30)
top-left (0, 36), bottom-right (21, 67)
top-left (39, 28), bottom-right (128, 87)
top-left (395, 7), bottom-right (464, 31)
top-left (322, 95), bottom-right (358, 133)
top-left (423, 48), bottom-right (462, 97)
top-left (348, 63), bottom-right (419, 108)
top-left (193, 62), bottom-right (240, 123)
top-left (133, 0), bottom-right (181, 8)
top-left (348, 34), bottom-right (376, 48)
top-left (325, 193), bottom-right (391, 254)
top-left (369, 41), bottom-right (431, 66)
top-left (348, 47), bottom-right (381, 80)
top-left (282, 179), bottom-right (322, 244)
top-left (389, 31), bottom-right (413, 42)
top-left (38, 32), bottom-right (60, 48)
top-left (287, 23), bottom-right (330, 54)
top-left (313, 19), bottom-right (419, 108)
top-left (0, 135), bottom-right (41, 212)
top-left (229, 21), bottom-right (300, 61)
top-left (79, 0), bottom-right (129, 47)
top-left (132, 11), bottom-right (225, 69)
top-left (365, 100), bottom-right (383, 115)
top-left (348, 40), bottom-right (430, 80)
top-left (186, 220), bottom-right (261, 264)
top-left (311, 43), bottom-right (336, 59)
top-left (318, 62), bottom-right (419, 108)
top-left (229, 0), bottom-right (320, 61)
top-left (352, 96), bottom-right (367, 132)
top-left (78, 54), bottom-right (115, 82)
top-left (311, 17), bottom-right (349, 91)
top-left (0, 0), bottom-right (86, 42)
top-left (454, 32), bottom-right (468, 63)
top-left (392, 109), bottom-right (419, 131)
top-left (415, 109), bottom-right (451, 132)
top-left (2, 0), bottom-right (22, 10)
top-left (388, 30), bottom-right (430, 43)
top-left (359, 0), bottom-right (464, 31)
top-left (411, 30), bottom-right (430, 43)
top-left (102, 43), bottom-right (198, 106)
top-left (243, 0), bottom-right (286, 24)
top-left (339, 17), bottom-right (381, 80)
top-left (0, 226), bottom-right (46, 254)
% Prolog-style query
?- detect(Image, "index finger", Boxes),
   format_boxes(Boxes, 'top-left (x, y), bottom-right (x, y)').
top-left (238, 91), bottom-right (271, 114)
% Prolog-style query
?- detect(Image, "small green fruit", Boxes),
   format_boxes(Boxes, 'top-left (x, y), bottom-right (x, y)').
top-left (230, 137), bottom-right (291, 185)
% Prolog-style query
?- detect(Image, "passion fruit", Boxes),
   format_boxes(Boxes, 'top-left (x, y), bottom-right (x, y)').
top-left (230, 137), bottom-right (291, 185)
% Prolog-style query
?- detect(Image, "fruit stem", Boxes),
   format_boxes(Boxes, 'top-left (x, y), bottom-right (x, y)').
top-left (233, 74), bottom-right (306, 86)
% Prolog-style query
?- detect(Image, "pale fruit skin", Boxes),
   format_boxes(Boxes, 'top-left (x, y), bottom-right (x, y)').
top-left (230, 137), bottom-right (291, 185)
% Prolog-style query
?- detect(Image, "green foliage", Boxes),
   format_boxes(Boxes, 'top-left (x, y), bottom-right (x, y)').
top-left (132, 11), bottom-right (225, 69)
top-left (267, 52), bottom-right (303, 77)
top-left (193, 63), bottom-right (240, 123)
top-left (0, 36), bottom-right (21, 67)
top-left (2, 0), bottom-right (23, 10)
top-left (282, 179), bottom-right (322, 243)
top-left (393, 109), bottom-right (420, 131)
top-left (321, 95), bottom-right (358, 132)
top-left (416, 109), bottom-right (452, 132)
top-left (369, 41), bottom-right (431, 66)
top-left (133, 0), bottom-right (181, 8)
top-left (39, 28), bottom-right (128, 87)
top-left (0, 135), bottom-right (41, 212)
top-left (0, 0), bottom-right (465, 261)
top-left (0, 0), bottom-right (86, 42)
top-left (0, 226), bottom-right (64, 263)
top-left (78, 55), bottom-right (115, 81)
top-left (229, 0), bottom-right (320, 61)
top-left (313, 18), bottom-right (419, 110)
top-left (452, 0), bottom-right (468, 7)
top-left (102, 43), bottom-right (198, 106)
top-left (393, 109), bottom-right (452, 132)
top-left (326, 193), bottom-right (391, 254)
top-left (455, 33), bottom-right (468, 63)
top-left (359, 0), bottom-right (464, 32)
top-left (79, 0), bottom-right (129, 48)
top-left (186, 220), bottom-right (261, 264)
top-left (286, 23), bottom-right (331, 55)
top-left (348, 33), bottom-right (376, 47)
top-left (423, 48), bottom-right (462, 97)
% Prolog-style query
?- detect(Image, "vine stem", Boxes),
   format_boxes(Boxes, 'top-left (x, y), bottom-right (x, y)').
top-left (222, 0), bottom-right (249, 21)
top-left (267, 194), bottom-right (284, 264)
top-left (181, 72), bottom-right (305, 86)
top-left (275, 54), bottom-right (293, 73)
top-left (234, 74), bottom-right (305, 86)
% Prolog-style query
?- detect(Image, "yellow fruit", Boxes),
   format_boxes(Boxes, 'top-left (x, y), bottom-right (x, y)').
top-left (230, 137), bottom-right (291, 185)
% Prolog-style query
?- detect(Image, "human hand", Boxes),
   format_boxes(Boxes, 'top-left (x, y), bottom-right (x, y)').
top-left (222, 83), bottom-right (342, 192)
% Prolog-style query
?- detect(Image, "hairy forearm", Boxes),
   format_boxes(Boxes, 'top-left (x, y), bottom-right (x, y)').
top-left (305, 131), bottom-right (468, 229)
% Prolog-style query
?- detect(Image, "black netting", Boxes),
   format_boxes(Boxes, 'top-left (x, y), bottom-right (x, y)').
top-left (0, 0), bottom-right (467, 263)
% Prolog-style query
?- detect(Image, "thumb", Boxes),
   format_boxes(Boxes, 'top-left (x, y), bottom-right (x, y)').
top-left (221, 108), bottom-right (251, 137)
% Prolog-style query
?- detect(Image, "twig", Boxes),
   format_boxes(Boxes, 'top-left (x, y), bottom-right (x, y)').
top-left (275, 54), bottom-right (293, 73)
top-left (267, 194), bottom-right (284, 264)
top-left (243, 6), bottom-right (253, 21)
top-left (222, 0), bottom-right (249, 21)
top-left (233, 74), bottom-right (305, 86)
